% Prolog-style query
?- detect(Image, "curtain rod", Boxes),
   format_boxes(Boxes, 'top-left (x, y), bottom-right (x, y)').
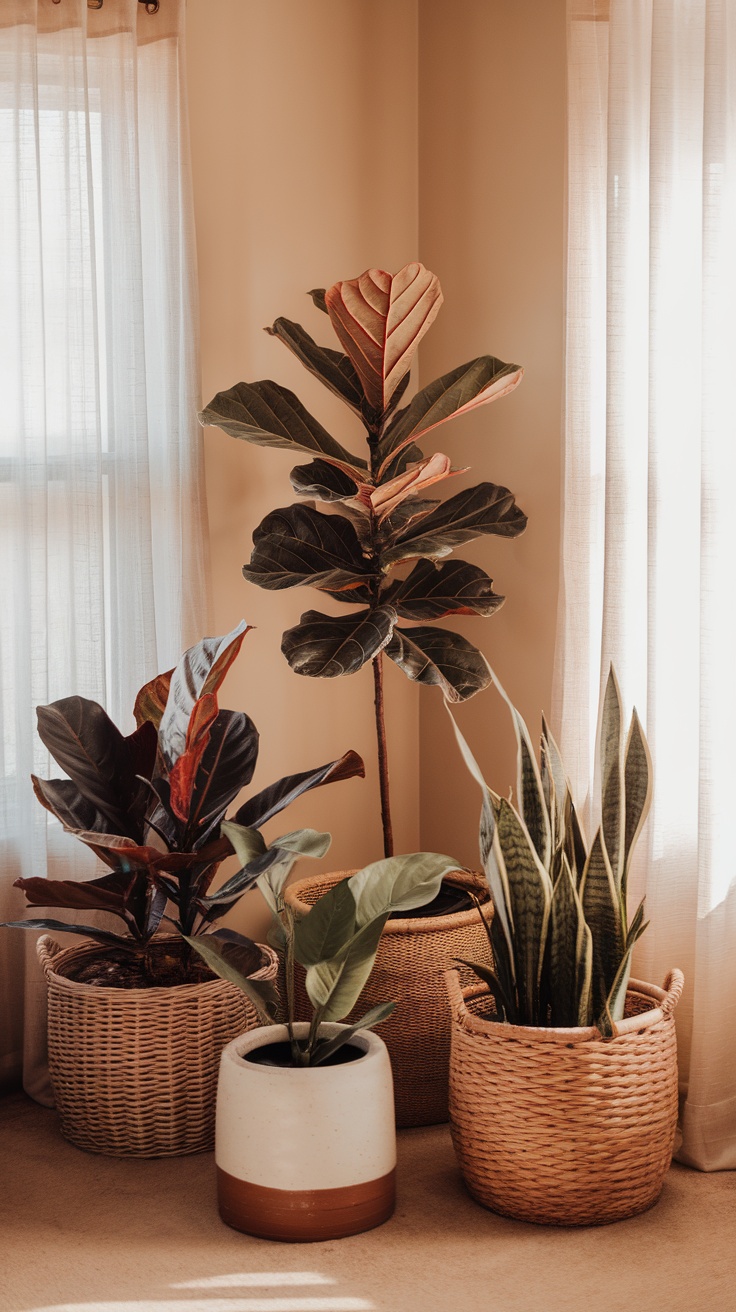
top-left (51, 0), bottom-right (160, 11)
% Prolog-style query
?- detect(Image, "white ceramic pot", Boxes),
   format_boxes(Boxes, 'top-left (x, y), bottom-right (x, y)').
top-left (215, 1022), bottom-right (397, 1241)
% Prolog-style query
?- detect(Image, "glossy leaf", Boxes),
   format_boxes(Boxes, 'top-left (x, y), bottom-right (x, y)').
top-left (290, 459), bottom-right (361, 502)
top-left (377, 355), bottom-right (524, 476)
top-left (310, 1001), bottom-right (395, 1065)
top-left (158, 622), bottom-right (249, 771)
top-left (385, 625), bottom-right (490, 702)
top-left (348, 852), bottom-right (460, 924)
top-left (282, 606), bottom-right (397, 679)
top-left (244, 505), bottom-right (375, 594)
top-left (13, 869), bottom-right (149, 918)
top-left (368, 453), bottom-right (462, 521)
top-left (31, 775), bottom-right (108, 836)
top-left (266, 317), bottom-right (364, 414)
top-left (305, 913), bottom-right (389, 1022)
top-left (185, 933), bottom-right (279, 1025)
top-left (199, 379), bottom-right (366, 478)
top-left (234, 750), bottom-right (365, 829)
top-left (3, 919), bottom-right (134, 948)
top-left (293, 879), bottom-right (357, 968)
top-left (35, 698), bottom-right (142, 838)
top-left (383, 482), bottom-right (527, 565)
top-left (187, 710), bottom-right (259, 833)
top-left (385, 559), bottom-right (504, 621)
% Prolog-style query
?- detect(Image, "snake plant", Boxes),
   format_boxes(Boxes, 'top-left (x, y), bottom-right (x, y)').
top-left (448, 666), bottom-right (652, 1035)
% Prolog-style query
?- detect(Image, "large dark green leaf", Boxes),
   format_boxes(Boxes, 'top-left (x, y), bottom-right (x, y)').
top-left (35, 698), bottom-right (141, 837)
top-left (377, 355), bottom-right (523, 475)
top-left (385, 625), bottom-right (490, 702)
top-left (385, 559), bottom-right (504, 620)
top-left (290, 459), bottom-right (362, 502)
top-left (282, 606), bottom-right (397, 679)
top-left (199, 380), bottom-right (366, 477)
top-left (188, 710), bottom-right (259, 836)
top-left (244, 506), bottom-right (376, 595)
top-left (233, 750), bottom-right (365, 829)
top-left (266, 318), bottom-right (364, 414)
top-left (383, 482), bottom-right (527, 565)
top-left (158, 622), bottom-right (249, 771)
top-left (293, 879), bottom-right (357, 968)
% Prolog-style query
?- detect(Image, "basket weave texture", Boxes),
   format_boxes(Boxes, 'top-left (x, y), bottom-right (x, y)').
top-left (38, 935), bottom-right (278, 1158)
top-left (285, 869), bottom-right (492, 1129)
top-left (445, 968), bottom-right (684, 1226)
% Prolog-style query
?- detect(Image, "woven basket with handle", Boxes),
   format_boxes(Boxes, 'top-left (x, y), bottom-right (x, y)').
top-left (445, 967), bottom-right (684, 1226)
top-left (285, 869), bottom-right (492, 1129)
top-left (37, 934), bottom-right (278, 1158)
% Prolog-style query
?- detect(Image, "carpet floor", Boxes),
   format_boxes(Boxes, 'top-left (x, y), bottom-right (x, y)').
top-left (1, 1091), bottom-right (734, 1312)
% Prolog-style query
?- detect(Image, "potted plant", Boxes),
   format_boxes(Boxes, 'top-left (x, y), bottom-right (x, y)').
top-left (187, 844), bottom-right (461, 1241)
top-left (199, 262), bottom-right (526, 1124)
top-left (7, 621), bottom-right (364, 1158)
top-left (443, 666), bottom-right (684, 1226)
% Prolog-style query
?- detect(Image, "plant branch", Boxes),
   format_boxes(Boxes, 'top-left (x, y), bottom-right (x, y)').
top-left (373, 653), bottom-right (394, 858)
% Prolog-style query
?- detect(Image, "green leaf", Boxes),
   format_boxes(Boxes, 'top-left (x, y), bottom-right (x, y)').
top-left (348, 852), bottom-right (461, 925)
top-left (455, 957), bottom-right (510, 1021)
top-left (220, 821), bottom-right (267, 868)
top-left (598, 942), bottom-right (636, 1036)
top-left (541, 714), bottom-right (568, 837)
top-left (310, 1001), bottom-right (396, 1065)
top-left (198, 379), bottom-right (366, 478)
top-left (548, 854), bottom-right (591, 1027)
top-left (377, 355), bottom-right (524, 477)
top-left (184, 934), bottom-right (279, 1025)
top-left (622, 708), bottom-right (653, 895)
top-left (489, 664), bottom-right (551, 870)
top-left (384, 558), bottom-right (504, 621)
top-left (383, 482), bottom-right (527, 566)
top-left (266, 317), bottom-right (364, 415)
top-left (305, 913), bottom-right (389, 1021)
top-left (581, 828), bottom-right (625, 1020)
top-left (600, 666), bottom-right (624, 890)
top-left (385, 625), bottom-right (491, 703)
top-left (494, 797), bottom-right (552, 1024)
top-left (293, 879), bottom-right (357, 968)
top-left (281, 606), bottom-right (397, 679)
top-left (244, 505), bottom-right (376, 594)
top-left (290, 459), bottom-right (362, 502)
top-left (562, 789), bottom-right (588, 888)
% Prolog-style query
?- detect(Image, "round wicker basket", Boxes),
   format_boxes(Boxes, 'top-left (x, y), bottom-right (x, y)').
top-left (37, 934), bottom-right (278, 1158)
top-left (285, 869), bottom-right (492, 1129)
top-left (445, 967), bottom-right (684, 1226)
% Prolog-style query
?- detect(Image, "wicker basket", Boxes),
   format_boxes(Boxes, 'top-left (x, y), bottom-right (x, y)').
top-left (37, 934), bottom-right (278, 1158)
top-left (285, 869), bottom-right (492, 1129)
top-left (445, 967), bottom-right (684, 1226)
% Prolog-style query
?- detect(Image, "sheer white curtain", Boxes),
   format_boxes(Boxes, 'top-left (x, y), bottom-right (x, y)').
top-left (558, 0), bottom-right (736, 1170)
top-left (0, 0), bottom-right (208, 1099)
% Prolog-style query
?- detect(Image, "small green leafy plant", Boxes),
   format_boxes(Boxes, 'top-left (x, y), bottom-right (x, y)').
top-left (200, 263), bottom-right (527, 857)
top-left (188, 840), bottom-right (462, 1066)
top-left (448, 666), bottom-right (652, 1036)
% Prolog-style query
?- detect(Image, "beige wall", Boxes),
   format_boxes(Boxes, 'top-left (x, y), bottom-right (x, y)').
top-left (187, 0), bottom-right (566, 904)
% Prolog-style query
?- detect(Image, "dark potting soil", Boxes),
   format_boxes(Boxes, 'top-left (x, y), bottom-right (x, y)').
top-left (245, 1040), bottom-right (365, 1070)
top-left (387, 881), bottom-right (477, 921)
top-left (59, 941), bottom-right (217, 989)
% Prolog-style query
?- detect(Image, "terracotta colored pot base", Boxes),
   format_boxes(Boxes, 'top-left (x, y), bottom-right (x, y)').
top-left (217, 1166), bottom-right (396, 1242)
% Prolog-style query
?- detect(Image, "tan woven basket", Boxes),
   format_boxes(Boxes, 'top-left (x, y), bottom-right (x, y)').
top-left (445, 967), bottom-right (684, 1226)
top-left (285, 869), bottom-right (492, 1129)
top-left (38, 934), bottom-right (278, 1158)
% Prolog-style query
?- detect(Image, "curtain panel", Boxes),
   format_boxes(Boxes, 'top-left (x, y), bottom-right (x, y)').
top-left (559, 0), bottom-right (736, 1169)
top-left (0, 0), bottom-right (208, 1099)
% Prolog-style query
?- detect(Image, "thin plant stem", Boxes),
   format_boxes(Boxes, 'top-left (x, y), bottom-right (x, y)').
top-left (372, 652), bottom-right (394, 858)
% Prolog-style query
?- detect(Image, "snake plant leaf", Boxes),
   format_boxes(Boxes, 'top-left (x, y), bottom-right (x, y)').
top-left (325, 263), bottom-right (443, 412)
top-left (600, 666), bottom-right (625, 891)
top-left (243, 505), bottom-right (376, 595)
top-left (385, 625), bottom-right (490, 702)
top-left (376, 355), bottom-right (524, 478)
top-left (488, 663), bottom-right (552, 870)
top-left (444, 704), bottom-right (514, 954)
top-left (495, 796), bottom-right (552, 1023)
top-left (185, 933), bottom-right (279, 1025)
top-left (293, 879), bottom-right (357, 968)
top-left (541, 714), bottom-right (568, 834)
top-left (199, 380), bottom-right (367, 479)
top-left (282, 606), bottom-right (397, 679)
top-left (266, 317), bottom-right (364, 415)
top-left (348, 852), bottom-right (461, 925)
top-left (385, 559), bottom-right (504, 621)
top-left (626, 895), bottom-right (649, 950)
top-left (598, 936), bottom-right (639, 1036)
top-left (290, 459), bottom-right (361, 502)
top-left (549, 854), bottom-right (591, 1027)
top-left (456, 957), bottom-right (511, 1022)
top-left (581, 828), bottom-right (624, 1020)
top-left (310, 1001), bottom-right (396, 1066)
top-left (563, 789), bottom-right (588, 888)
top-left (383, 482), bottom-right (527, 566)
top-left (158, 622), bottom-right (250, 771)
top-left (233, 750), bottom-right (365, 829)
top-left (622, 708), bottom-right (653, 895)
top-left (305, 913), bottom-right (390, 1021)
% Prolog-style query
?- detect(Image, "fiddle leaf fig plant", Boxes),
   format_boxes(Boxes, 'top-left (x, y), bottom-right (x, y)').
top-left (448, 665), bottom-right (653, 1037)
top-left (188, 844), bottom-right (463, 1067)
top-left (200, 263), bottom-right (527, 858)
top-left (6, 622), bottom-right (364, 983)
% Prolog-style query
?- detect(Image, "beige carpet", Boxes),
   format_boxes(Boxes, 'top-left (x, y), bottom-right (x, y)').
top-left (1, 1091), bottom-right (734, 1312)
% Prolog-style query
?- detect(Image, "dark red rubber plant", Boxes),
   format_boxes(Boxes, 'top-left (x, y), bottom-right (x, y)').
top-left (200, 264), bottom-right (527, 858)
top-left (7, 622), bottom-right (363, 979)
